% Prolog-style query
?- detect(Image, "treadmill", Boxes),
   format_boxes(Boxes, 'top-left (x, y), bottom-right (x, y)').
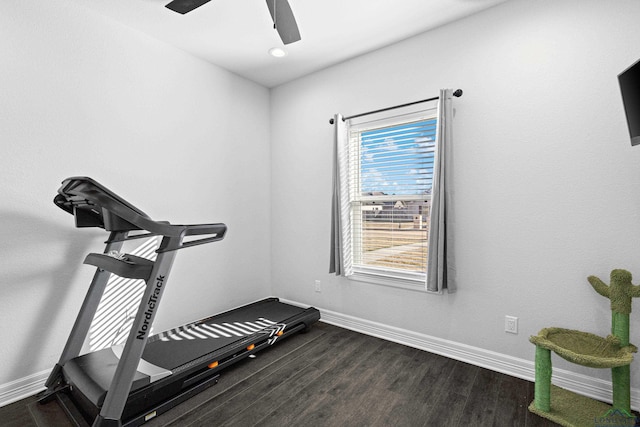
top-left (40, 177), bottom-right (320, 427)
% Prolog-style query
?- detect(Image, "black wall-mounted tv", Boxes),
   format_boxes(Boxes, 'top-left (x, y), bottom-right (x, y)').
top-left (619, 58), bottom-right (640, 146)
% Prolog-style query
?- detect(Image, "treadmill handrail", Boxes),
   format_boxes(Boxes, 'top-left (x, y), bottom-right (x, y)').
top-left (55, 177), bottom-right (227, 249)
top-left (158, 223), bottom-right (227, 252)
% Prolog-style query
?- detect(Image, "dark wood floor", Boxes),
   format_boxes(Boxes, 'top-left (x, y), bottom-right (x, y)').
top-left (1, 323), bottom-right (557, 426)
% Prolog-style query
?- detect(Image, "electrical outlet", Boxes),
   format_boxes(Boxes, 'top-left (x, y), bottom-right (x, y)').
top-left (315, 280), bottom-right (322, 293)
top-left (505, 315), bottom-right (518, 334)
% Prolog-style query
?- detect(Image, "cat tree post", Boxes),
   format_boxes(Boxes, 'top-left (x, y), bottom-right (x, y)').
top-left (589, 270), bottom-right (640, 413)
top-left (534, 346), bottom-right (552, 412)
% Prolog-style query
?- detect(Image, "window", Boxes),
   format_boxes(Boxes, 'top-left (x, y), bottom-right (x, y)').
top-left (343, 109), bottom-right (437, 288)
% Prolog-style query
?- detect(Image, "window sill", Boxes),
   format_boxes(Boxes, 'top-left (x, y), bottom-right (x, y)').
top-left (347, 267), bottom-right (427, 293)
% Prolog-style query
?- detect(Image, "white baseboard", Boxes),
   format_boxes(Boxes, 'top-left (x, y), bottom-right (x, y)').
top-left (2, 303), bottom-right (638, 411)
top-left (0, 369), bottom-right (47, 408)
top-left (299, 301), bottom-right (640, 411)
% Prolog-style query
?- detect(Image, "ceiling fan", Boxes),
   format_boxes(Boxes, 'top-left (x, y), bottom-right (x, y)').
top-left (164, 0), bottom-right (301, 45)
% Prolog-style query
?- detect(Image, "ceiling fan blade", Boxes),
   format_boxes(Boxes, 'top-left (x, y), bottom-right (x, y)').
top-left (265, 0), bottom-right (301, 45)
top-left (165, 0), bottom-right (212, 14)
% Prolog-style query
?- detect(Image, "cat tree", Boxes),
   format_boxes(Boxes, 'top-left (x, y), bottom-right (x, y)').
top-left (529, 269), bottom-right (639, 426)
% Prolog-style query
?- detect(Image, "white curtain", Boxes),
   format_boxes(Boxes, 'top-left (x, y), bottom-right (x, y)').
top-left (329, 114), bottom-right (349, 275)
top-left (427, 89), bottom-right (456, 293)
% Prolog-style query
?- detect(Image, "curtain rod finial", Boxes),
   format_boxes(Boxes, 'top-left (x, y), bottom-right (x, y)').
top-left (453, 89), bottom-right (463, 97)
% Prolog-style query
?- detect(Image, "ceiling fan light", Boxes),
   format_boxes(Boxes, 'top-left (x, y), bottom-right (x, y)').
top-left (269, 47), bottom-right (287, 58)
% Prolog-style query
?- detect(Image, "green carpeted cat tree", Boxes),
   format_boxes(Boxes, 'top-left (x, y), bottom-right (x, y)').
top-left (529, 269), bottom-right (640, 427)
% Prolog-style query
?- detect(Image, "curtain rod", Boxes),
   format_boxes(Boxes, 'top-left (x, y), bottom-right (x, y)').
top-left (329, 89), bottom-right (462, 125)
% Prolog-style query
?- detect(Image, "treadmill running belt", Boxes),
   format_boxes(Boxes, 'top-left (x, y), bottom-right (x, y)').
top-left (141, 299), bottom-right (306, 370)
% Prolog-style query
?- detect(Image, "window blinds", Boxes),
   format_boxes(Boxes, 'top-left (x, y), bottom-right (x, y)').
top-left (347, 115), bottom-right (437, 277)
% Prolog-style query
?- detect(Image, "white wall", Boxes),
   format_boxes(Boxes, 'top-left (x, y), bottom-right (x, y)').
top-left (0, 0), bottom-right (271, 387)
top-left (270, 0), bottom-right (640, 384)
top-left (4, 0), bottom-right (640, 406)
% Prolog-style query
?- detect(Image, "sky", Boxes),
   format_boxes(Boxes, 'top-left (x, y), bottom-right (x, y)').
top-left (359, 119), bottom-right (437, 196)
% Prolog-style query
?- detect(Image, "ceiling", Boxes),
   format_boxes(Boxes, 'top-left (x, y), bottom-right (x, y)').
top-left (80, 0), bottom-right (508, 88)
